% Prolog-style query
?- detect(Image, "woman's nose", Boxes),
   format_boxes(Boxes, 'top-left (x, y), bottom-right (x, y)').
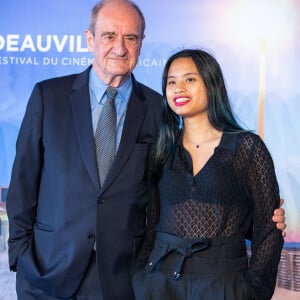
top-left (175, 82), bottom-right (186, 93)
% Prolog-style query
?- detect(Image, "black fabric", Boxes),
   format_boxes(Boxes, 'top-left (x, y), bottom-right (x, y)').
top-left (16, 251), bottom-right (102, 300)
top-left (133, 232), bottom-right (252, 300)
top-left (137, 131), bottom-right (283, 299)
top-left (6, 68), bottom-right (163, 300)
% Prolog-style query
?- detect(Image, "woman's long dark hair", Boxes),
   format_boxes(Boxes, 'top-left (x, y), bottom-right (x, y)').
top-left (151, 49), bottom-right (244, 180)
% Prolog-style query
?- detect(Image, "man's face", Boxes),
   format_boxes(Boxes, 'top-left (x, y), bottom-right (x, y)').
top-left (85, 2), bottom-right (144, 86)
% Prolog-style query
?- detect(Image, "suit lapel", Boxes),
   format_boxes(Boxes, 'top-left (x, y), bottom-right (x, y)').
top-left (69, 67), bottom-right (100, 189)
top-left (69, 71), bottom-right (148, 192)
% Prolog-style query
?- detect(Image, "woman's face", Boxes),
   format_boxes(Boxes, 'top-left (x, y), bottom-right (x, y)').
top-left (166, 57), bottom-right (208, 119)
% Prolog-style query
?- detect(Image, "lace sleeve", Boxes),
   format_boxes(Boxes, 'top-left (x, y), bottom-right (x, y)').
top-left (244, 134), bottom-right (284, 299)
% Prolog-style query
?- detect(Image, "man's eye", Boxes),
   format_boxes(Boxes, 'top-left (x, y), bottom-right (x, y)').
top-left (124, 35), bottom-right (139, 45)
top-left (100, 34), bottom-right (115, 43)
top-left (103, 35), bottom-right (114, 40)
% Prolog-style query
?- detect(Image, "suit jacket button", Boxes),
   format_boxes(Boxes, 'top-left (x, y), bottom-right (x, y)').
top-left (88, 233), bottom-right (95, 240)
top-left (97, 196), bottom-right (104, 204)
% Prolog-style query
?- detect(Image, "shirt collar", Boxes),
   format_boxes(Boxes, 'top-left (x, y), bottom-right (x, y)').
top-left (89, 68), bottom-right (132, 104)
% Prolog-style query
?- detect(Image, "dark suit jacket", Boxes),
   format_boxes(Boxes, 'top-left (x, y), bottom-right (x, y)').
top-left (6, 67), bottom-right (163, 299)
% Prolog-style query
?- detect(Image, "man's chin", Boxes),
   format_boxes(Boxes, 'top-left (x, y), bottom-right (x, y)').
top-left (108, 68), bottom-right (131, 78)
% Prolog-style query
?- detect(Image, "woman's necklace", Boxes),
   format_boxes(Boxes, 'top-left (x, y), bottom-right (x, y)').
top-left (183, 135), bottom-right (201, 149)
top-left (183, 130), bottom-right (223, 150)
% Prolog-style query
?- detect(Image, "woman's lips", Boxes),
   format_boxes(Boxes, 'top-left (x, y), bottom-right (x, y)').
top-left (174, 96), bottom-right (190, 106)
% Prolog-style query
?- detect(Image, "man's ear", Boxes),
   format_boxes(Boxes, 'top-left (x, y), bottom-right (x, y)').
top-left (85, 29), bottom-right (95, 52)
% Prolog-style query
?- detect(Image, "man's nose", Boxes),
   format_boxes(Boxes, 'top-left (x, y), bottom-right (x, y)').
top-left (112, 36), bottom-right (127, 55)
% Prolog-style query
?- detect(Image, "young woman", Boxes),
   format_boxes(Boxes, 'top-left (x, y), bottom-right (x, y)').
top-left (133, 49), bottom-right (284, 300)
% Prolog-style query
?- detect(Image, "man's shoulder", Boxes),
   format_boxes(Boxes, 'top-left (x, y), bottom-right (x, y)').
top-left (37, 67), bottom-right (90, 90)
top-left (137, 82), bottom-right (161, 97)
top-left (133, 79), bottom-right (162, 104)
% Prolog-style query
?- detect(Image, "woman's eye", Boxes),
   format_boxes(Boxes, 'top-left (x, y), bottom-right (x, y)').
top-left (186, 77), bottom-right (195, 82)
top-left (167, 80), bottom-right (175, 85)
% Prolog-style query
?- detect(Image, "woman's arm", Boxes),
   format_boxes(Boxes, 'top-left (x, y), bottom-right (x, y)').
top-left (245, 134), bottom-right (284, 300)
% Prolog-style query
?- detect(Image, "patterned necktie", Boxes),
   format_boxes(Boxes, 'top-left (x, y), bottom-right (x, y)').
top-left (95, 86), bottom-right (117, 185)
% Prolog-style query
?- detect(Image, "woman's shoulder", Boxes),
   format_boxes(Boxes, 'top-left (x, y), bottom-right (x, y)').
top-left (233, 131), bottom-right (270, 157)
top-left (222, 130), bottom-right (263, 152)
top-left (230, 130), bottom-right (261, 144)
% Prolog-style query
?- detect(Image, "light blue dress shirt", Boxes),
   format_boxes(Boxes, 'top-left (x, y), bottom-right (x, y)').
top-left (89, 68), bottom-right (132, 152)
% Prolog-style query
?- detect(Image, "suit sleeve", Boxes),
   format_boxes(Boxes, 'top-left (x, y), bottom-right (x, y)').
top-left (6, 83), bottom-right (44, 270)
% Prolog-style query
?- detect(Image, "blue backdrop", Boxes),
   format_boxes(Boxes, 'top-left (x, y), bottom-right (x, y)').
top-left (0, 1), bottom-right (299, 298)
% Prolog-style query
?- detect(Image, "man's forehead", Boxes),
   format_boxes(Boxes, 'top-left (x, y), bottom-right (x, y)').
top-left (95, 17), bottom-right (141, 35)
top-left (95, 4), bottom-right (142, 33)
